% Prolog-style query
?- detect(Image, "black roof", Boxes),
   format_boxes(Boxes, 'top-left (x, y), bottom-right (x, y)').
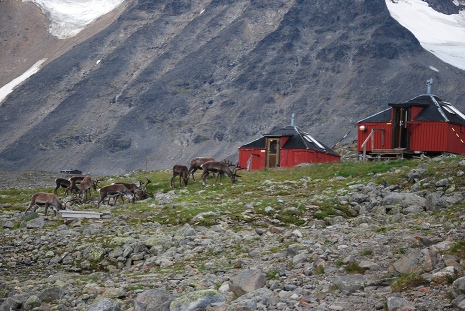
top-left (240, 125), bottom-right (340, 157)
top-left (358, 108), bottom-right (391, 122)
top-left (358, 94), bottom-right (465, 125)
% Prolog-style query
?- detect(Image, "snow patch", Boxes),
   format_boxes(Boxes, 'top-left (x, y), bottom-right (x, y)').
top-left (386, 0), bottom-right (465, 70)
top-left (0, 59), bottom-right (47, 104)
top-left (22, 0), bottom-right (125, 39)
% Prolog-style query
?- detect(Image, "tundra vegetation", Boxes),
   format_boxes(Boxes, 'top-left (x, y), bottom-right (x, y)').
top-left (3, 155), bottom-right (465, 309)
top-left (0, 158), bottom-right (462, 226)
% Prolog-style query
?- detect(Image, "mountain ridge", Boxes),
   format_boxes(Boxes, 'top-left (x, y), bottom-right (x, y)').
top-left (1, 0), bottom-right (465, 175)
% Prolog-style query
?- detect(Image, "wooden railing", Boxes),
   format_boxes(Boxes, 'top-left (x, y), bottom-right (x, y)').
top-left (361, 129), bottom-right (385, 160)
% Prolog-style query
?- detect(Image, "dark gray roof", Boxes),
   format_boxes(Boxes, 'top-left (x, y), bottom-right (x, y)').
top-left (240, 137), bottom-right (266, 149)
top-left (240, 125), bottom-right (340, 157)
top-left (358, 94), bottom-right (465, 125)
top-left (358, 108), bottom-right (391, 122)
top-left (404, 95), bottom-right (465, 125)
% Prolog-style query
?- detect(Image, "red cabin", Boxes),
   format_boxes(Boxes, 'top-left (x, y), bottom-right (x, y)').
top-left (238, 125), bottom-right (340, 170)
top-left (358, 92), bottom-right (465, 158)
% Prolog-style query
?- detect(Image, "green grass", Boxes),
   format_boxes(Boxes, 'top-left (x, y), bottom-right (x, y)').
top-left (314, 265), bottom-right (325, 275)
top-left (360, 249), bottom-right (373, 256)
top-left (391, 272), bottom-right (428, 292)
top-left (266, 267), bottom-right (279, 280)
top-left (3, 156), bottom-right (465, 228)
top-left (344, 262), bottom-right (367, 274)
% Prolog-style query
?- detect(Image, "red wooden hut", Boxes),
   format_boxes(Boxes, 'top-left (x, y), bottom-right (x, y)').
top-left (358, 89), bottom-right (465, 159)
top-left (238, 125), bottom-right (340, 170)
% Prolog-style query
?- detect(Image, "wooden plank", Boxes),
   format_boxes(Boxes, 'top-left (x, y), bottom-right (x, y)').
top-left (372, 148), bottom-right (405, 154)
top-left (59, 210), bottom-right (109, 219)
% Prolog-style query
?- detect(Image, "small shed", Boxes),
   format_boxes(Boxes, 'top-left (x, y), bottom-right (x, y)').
top-left (238, 124), bottom-right (341, 170)
top-left (358, 80), bottom-right (465, 158)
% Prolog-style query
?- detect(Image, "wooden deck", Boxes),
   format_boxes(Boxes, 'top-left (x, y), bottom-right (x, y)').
top-left (366, 148), bottom-right (406, 160)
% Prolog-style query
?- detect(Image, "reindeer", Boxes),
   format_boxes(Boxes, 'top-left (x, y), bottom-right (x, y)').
top-left (54, 178), bottom-right (73, 195)
top-left (77, 176), bottom-right (99, 203)
top-left (171, 165), bottom-right (189, 187)
top-left (24, 192), bottom-right (65, 216)
top-left (103, 192), bottom-right (125, 206)
top-left (201, 161), bottom-right (240, 187)
top-left (114, 177), bottom-right (151, 200)
top-left (222, 159), bottom-right (236, 167)
top-left (68, 176), bottom-right (85, 193)
top-left (97, 184), bottom-right (134, 207)
top-left (188, 157), bottom-right (215, 181)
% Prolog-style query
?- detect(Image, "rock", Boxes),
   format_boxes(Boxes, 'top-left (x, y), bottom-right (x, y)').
top-left (359, 260), bottom-right (380, 270)
top-left (386, 296), bottom-right (415, 310)
top-left (292, 252), bottom-right (309, 265)
top-left (435, 178), bottom-right (449, 187)
top-left (24, 216), bottom-right (45, 229)
top-left (331, 274), bottom-right (365, 294)
top-left (39, 287), bottom-right (65, 302)
top-left (134, 289), bottom-right (173, 311)
top-left (382, 193), bottom-right (426, 209)
top-left (453, 277), bottom-right (465, 297)
top-left (169, 290), bottom-right (225, 311)
top-left (407, 167), bottom-right (427, 183)
top-left (88, 298), bottom-right (121, 311)
top-left (2, 221), bottom-right (14, 228)
top-left (230, 269), bottom-right (266, 297)
top-left (23, 295), bottom-right (41, 310)
top-left (0, 297), bottom-right (22, 311)
top-left (432, 266), bottom-right (456, 280)
top-left (83, 244), bottom-right (106, 261)
top-left (392, 248), bottom-right (440, 274)
top-left (226, 288), bottom-right (274, 310)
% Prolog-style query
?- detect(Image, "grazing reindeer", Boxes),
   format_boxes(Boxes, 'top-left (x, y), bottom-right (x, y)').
top-left (222, 159), bottom-right (236, 167)
top-left (78, 176), bottom-right (99, 203)
top-left (114, 177), bottom-right (151, 200)
top-left (171, 165), bottom-right (189, 187)
top-left (188, 157), bottom-right (215, 181)
top-left (98, 184), bottom-right (134, 207)
top-left (103, 192), bottom-right (125, 206)
top-left (201, 161), bottom-right (240, 187)
top-left (69, 175), bottom-right (85, 193)
top-left (54, 178), bottom-right (73, 195)
top-left (25, 192), bottom-right (65, 216)
top-left (134, 177), bottom-right (151, 199)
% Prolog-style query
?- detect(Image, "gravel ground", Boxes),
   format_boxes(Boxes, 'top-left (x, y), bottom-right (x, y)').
top-left (0, 171), bottom-right (76, 190)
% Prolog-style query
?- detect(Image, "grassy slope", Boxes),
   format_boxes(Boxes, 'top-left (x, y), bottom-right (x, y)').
top-left (2, 156), bottom-right (464, 228)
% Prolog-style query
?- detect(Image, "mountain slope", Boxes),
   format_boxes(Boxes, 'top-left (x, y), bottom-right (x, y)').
top-left (1, 0), bottom-right (465, 175)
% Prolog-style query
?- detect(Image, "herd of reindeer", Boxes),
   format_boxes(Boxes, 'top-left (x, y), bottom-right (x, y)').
top-left (24, 157), bottom-right (243, 217)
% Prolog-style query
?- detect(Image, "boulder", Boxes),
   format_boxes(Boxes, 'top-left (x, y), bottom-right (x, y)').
top-left (134, 289), bottom-right (173, 311)
top-left (230, 269), bottom-right (266, 297)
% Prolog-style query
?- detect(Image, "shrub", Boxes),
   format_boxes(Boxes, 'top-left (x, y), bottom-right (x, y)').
top-left (344, 262), bottom-right (367, 274)
top-left (391, 272), bottom-right (428, 292)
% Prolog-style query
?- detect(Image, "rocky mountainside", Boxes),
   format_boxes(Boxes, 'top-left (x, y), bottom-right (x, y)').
top-left (1, 0), bottom-right (465, 175)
